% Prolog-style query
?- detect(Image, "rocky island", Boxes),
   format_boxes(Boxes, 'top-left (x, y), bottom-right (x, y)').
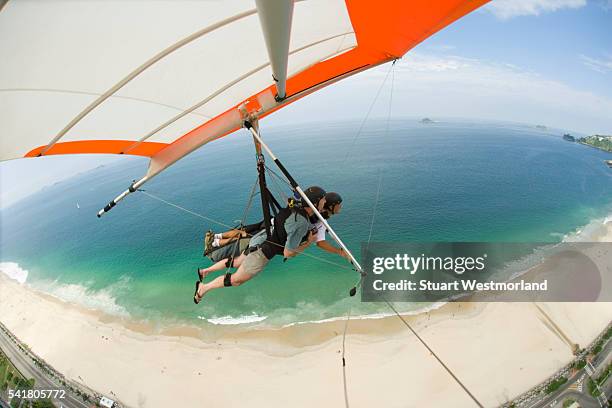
top-left (563, 133), bottom-right (575, 142)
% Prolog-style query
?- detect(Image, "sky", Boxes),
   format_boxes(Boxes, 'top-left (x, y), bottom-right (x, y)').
top-left (271, 0), bottom-right (612, 131)
top-left (1, 0), bottom-right (611, 209)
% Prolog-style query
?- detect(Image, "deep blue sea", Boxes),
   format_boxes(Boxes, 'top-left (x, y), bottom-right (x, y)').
top-left (1, 119), bottom-right (611, 328)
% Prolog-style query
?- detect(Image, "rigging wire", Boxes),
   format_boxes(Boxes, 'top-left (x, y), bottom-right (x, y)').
top-left (342, 61), bottom-right (395, 164)
top-left (264, 164), bottom-right (293, 189)
top-left (264, 165), bottom-right (291, 203)
top-left (341, 305), bottom-right (352, 408)
top-left (384, 301), bottom-right (484, 408)
top-left (140, 190), bottom-right (226, 227)
top-left (385, 60), bottom-right (395, 148)
top-left (222, 177), bottom-right (260, 275)
top-left (340, 169), bottom-right (384, 408)
top-left (340, 60), bottom-right (394, 408)
top-left (366, 170), bottom-right (384, 251)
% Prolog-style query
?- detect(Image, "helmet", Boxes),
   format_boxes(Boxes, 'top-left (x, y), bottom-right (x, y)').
top-left (324, 192), bottom-right (342, 211)
top-left (302, 186), bottom-right (326, 206)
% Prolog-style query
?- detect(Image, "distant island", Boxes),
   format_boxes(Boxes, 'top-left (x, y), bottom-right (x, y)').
top-left (535, 125), bottom-right (547, 130)
top-left (578, 135), bottom-right (612, 153)
top-left (563, 133), bottom-right (575, 142)
top-left (420, 118), bottom-right (434, 124)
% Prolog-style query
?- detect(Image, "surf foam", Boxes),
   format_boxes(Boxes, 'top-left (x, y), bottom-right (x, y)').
top-left (201, 314), bottom-right (268, 325)
top-left (0, 261), bottom-right (29, 284)
top-left (562, 212), bottom-right (612, 242)
top-left (33, 278), bottom-right (130, 317)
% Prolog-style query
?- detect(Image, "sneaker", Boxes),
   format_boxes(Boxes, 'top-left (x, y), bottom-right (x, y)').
top-left (204, 230), bottom-right (214, 255)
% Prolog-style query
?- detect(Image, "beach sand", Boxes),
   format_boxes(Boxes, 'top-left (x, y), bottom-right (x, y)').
top-left (1, 220), bottom-right (611, 407)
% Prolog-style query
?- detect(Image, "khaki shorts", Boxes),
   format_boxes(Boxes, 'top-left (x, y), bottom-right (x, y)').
top-left (241, 248), bottom-right (269, 276)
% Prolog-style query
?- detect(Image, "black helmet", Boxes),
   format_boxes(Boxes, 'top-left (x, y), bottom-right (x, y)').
top-left (324, 192), bottom-right (342, 211)
top-left (303, 186), bottom-right (326, 206)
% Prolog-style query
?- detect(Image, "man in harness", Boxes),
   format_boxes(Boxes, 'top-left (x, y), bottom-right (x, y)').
top-left (193, 186), bottom-right (327, 304)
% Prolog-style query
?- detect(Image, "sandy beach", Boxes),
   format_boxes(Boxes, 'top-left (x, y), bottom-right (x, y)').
top-left (1, 219), bottom-right (611, 407)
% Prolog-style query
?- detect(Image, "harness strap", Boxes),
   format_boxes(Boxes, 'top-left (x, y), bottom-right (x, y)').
top-left (224, 273), bottom-right (232, 287)
top-left (224, 257), bottom-right (234, 268)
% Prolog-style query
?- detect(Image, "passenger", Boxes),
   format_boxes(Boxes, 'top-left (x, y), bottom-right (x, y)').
top-left (203, 220), bottom-right (267, 255)
top-left (311, 192), bottom-right (351, 261)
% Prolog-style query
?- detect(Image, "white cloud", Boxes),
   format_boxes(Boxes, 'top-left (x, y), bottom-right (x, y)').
top-left (424, 44), bottom-right (457, 52)
top-left (397, 54), bottom-right (470, 72)
top-left (485, 0), bottom-right (586, 19)
top-left (269, 53), bottom-right (612, 135)
top-left (580, 54), bottom-right (612, 74)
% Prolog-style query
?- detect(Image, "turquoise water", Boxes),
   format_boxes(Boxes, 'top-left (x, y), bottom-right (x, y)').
top-left (1, 119), bottom-right (611, 328)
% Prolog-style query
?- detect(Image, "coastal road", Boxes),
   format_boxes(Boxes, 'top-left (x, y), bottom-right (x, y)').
top-left (554, 390), bottom-right (600, 408)
top-left (526, 369), bottom-right (602, 408)
top-left (604, 373), bottom-right (612, 401)
top-left (528, 366), bottom-right (609, 407)
top-left (525, 369), bottom-right (594, 408)
top-left (592, 340), bottom-right (612, 374)
top-left (528, 335), bottom-right (612, 408)
top-left (0, 328), bottom-right (92, 408)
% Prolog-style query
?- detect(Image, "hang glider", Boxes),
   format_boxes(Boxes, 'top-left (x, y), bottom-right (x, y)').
top-left (0, 0), bottom-right (489, 285)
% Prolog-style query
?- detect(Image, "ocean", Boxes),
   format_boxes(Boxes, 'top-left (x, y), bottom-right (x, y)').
top-left (1, 119), bottom-right (611, 329)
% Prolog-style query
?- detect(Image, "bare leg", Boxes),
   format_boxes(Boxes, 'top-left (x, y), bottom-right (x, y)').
top-left (199, 258), bottom-right (231, 276)
top-left (196, 262), bottom-right (254, 299)
top-left (217, 237), bottom-right (240, 247)
top-left (232, 254), bottom-right (245, 268)
top-left (211, 229), bottom-right (249, 249)
top-left (221, 229), bottom-right (244, 240)
top-left (198, 253), bottom-right (246, 279)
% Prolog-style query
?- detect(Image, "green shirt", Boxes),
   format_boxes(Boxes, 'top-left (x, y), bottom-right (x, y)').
top-left (283, 211), bottom-right (310, 251)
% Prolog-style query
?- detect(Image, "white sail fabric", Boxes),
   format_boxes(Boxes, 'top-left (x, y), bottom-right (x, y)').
top-left (0, 0), bottom-right (356, 160)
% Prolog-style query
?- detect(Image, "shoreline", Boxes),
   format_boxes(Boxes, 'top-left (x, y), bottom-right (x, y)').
top-left (0, 218), bottom-right (611, 406)
top-left (577, 140), bottom-right (612, 154)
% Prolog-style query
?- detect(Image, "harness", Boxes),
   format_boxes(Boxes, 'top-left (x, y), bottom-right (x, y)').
top-left (259, 206), bottom-right (308, 259)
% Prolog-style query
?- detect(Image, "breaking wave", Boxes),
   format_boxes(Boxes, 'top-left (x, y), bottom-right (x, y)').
top-left (201, 314), bottom-right (268, 325)
top-left (0, 261), bottom-right (29, 284)
top-left (32, 276), bottom-right (131, 318)
top-left (561, 212), bottom-right (612, 242)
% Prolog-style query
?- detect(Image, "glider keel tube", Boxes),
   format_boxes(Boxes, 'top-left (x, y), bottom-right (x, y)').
top-left (255, 0), bottom-right (294, 100)
top-left (245, 121), bottom-right (365, 293)
top-left (97, 177), bottom-right (148, 218)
